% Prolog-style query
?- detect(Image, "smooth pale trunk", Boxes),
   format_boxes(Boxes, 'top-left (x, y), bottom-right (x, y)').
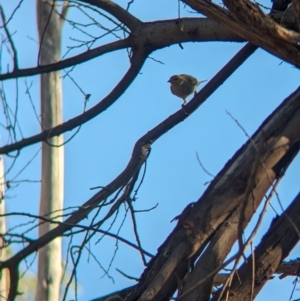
top-left (36, 1), bottom-right (64, 301)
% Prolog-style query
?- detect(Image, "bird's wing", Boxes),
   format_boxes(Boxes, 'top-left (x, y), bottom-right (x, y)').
top-left (180, 74), bottom-right (198, 85)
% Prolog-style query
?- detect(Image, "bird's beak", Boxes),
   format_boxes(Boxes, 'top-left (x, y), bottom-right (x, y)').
top-left (167, 79), bottom-right (170, 82)
top-left (199, 80), bottom-right (208, 83)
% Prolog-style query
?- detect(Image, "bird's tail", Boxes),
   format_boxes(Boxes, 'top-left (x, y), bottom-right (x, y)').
top-left (197, 79), bottom-right (208, 86)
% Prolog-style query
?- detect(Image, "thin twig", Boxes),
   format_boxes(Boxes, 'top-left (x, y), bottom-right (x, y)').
top-left (0, 5), bottom-right (19, 69)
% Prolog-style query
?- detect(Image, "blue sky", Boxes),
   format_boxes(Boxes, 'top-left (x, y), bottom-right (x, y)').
top-left (1, 0), bottom-right (300, 300)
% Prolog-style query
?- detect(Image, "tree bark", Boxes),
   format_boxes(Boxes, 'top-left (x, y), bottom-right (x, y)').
top-left (213, 191), bottom-right (300, 301)
top-left (36, 1), bottom-right (65, 301)
top-left (125, 87), bottom-right (300, 301)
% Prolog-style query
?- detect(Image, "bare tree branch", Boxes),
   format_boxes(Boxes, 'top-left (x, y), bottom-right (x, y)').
top-left (0, 5), bottom-right (19, 70)
top-left (0, 38), bottom-right (130, 81)
top-left (2, 131), bottom-right (149, 296)
top-left (60, 0), bottom-right (70, 21)
top-left (292, 0), bottom-right (300, 30)
top-left (0, 39), bottom-right (258, 297)
top-left (0, 16), bottom-right (252, 82)
top-left (0, 41), bottom-right (256, 155)
top-left (213, 190), bottom-right (300, 301)
top-left (224, 0), bottom-right (299, 43)
top-left (180, 172), bottom-right (284, 301)
top-left (0, 47), bottom-right (146, 155)
top-left (7, 265), bottom-right (19, 301)
top-left (2, 210), bottom-right (154, 258)
top-left (0, 0), bottom-right (24, 28)
top-left (126, 86), bottom-right (300, 301)
top-left (2, 2), bottom-right (300, 300)
top-left (89, 257), bottom-right (300, 301)
top-left (183, 0), bottom-right (300, 67)
top-left (79, 0), bottom-right (142, 31)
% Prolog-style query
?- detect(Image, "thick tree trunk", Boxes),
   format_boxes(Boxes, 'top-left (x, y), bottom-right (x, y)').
top-left (213, 192), bottom-right (300, 301)
top-left (125, 87), bottom-right (300, 301)
top-left (36, 1), bottom-right (64, 301)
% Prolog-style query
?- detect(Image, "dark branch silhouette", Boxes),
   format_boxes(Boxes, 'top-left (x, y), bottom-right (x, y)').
top-left (0, 38), bottom-right (130, 81)
top-left (1, 1), bottom-right (300, 300)
top-left (183, 0), bottom-right (300, 67)
top-left (1, 39), bottom-right (258, 299)
top-left (0, 48), bottom-right (147, 155)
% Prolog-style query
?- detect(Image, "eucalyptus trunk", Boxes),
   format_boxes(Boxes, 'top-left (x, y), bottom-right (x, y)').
top-left (36, 1), bottom-right (65, 300)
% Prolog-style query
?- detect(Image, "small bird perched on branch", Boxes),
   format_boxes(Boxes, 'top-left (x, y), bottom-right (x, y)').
top-left (168, 74), bottom-right (207, 104)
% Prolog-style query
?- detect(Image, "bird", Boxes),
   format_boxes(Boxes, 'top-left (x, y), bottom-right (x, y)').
top-left (168, 74), bottom-right (207, 104)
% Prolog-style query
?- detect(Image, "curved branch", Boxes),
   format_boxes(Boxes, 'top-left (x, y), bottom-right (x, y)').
top-left (80, 0), bottom-right (142, 31)
top-left (7, 264), bottom-right (19, 301)
top-left (0, 17), bottom-right (246, 82)
top-left (212, 191), bottom-right (300, 301)
top-left (0, 5), bottom-right (19, 70)
top-left (1, 133), bottom-right (149, 272)
top-left (0, 7), bottom-right (297, 82)
top-left (0, 44), bottom-right (256, 156)
top-left (224, 0), bottom-right (300, 43)
top-left (0, 42), bottom-right (256, 273)
top-left (1, 211), bottom-right (154, 257)
top-left (0, 38), bottom-right (130, 81)
top-left (183, 0), bottom-right (300, 67)
top-left (0, 48), bottom-right (147, 155)
top-left (142, 43), bottom-right (257, 144)
top-left (0, 16), bottom-right (249, 156)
